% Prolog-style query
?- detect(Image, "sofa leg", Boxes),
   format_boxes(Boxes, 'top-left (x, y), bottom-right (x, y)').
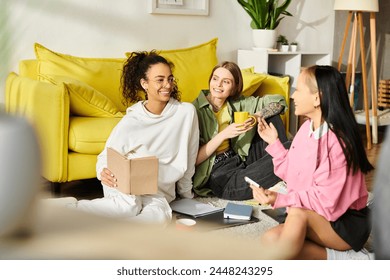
top-left (50, 182), bottom-right (62, 196)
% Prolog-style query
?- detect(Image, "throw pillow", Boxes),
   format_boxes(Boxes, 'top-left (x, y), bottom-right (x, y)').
top-left (41, 75), bottom-right (124, 118)
top-left (125, 38), bottom-right (218, 103)
top-left (34, 43), bottom-right (126, 111)
top-left (241, 67), bottom-right (267, 97)
top-left (255, 73), bottom-right (290, 133)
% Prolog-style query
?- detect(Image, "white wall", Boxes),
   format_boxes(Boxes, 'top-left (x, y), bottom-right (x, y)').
top-left (0, 0), bottom-right (335, 105)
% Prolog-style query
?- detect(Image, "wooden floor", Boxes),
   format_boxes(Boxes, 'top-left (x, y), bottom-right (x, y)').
top-left (48, 124), bottom-right (388, 198)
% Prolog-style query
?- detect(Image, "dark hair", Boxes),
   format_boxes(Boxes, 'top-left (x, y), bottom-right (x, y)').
top-left (208, 61), bottom-right (243, 100)
top-left (304, 65), bottom-right (374, 174)
top-left (121, 50), bottom-right (180, 106)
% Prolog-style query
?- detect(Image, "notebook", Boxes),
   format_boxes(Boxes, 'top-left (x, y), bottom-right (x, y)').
top-left (223, 202), bottom-right (253, 220)
top-left (170, 198), bottom-right (224, 218)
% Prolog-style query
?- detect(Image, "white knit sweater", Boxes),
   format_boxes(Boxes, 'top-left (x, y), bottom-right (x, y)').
top-left (96, 98), bottom-right (199, 203)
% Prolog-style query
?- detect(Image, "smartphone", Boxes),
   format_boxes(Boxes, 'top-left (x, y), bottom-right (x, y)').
top-left (244, 176), bottom-right (260, 187)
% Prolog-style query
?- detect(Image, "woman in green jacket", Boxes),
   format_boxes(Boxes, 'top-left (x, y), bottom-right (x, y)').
top-left (192, 61), bottom-right (289, 200)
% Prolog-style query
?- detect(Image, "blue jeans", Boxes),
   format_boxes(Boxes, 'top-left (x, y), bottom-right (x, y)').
top-left (208, 115), bottom-right (290, 200)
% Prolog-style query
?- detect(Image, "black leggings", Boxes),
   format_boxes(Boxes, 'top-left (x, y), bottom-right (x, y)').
top-left (208, 115), bottom-right (290, 200)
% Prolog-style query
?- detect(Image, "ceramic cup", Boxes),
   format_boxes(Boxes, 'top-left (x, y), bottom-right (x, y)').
top-left (175, 218), bottom-right (196, 231)
top-left (234, 111), bottom-right (257, 127)
top-left (0, 113), bottom-right (41, 237)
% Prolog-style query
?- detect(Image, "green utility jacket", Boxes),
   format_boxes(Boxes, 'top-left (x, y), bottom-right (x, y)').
top-left (192, 90), bottom-right (287, 196)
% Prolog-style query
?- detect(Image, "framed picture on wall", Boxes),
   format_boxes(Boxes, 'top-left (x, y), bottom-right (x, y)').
top-left (149, 0), bottom-right (209, 16)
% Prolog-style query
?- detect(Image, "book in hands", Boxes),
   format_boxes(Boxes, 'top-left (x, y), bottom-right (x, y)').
top-left (107, 147), bottom-right (158, 195)
top-left (223, 202), bottom-right (253, 220)
top-left (170, 198), bottom-right (224, 218)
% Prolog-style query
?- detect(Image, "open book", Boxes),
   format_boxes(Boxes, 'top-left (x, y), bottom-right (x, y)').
top-left (170, 199), bottom-right (224, 218)
top-left (107, 147), bottom-right (158, 195)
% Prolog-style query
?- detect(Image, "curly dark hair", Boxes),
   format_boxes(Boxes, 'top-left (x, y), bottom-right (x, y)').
top-left (121, 50), bottom-right (180, 107)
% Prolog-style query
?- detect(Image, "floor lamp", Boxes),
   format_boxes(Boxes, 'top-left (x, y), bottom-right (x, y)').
top-left (334, 0), bottom-right (379, 150)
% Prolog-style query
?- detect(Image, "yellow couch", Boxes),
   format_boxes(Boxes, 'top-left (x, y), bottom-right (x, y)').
top-left (5, 38), bottom-right (289, 192)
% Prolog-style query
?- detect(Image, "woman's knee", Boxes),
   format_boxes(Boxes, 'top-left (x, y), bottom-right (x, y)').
top-left (261, 226), bottom-right (283, 244)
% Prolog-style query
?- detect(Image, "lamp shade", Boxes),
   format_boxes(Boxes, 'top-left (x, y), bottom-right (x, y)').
top-left (334, 0), bottom-right (379, 12)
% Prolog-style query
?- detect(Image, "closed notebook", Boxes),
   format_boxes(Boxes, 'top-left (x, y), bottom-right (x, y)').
top-left (107, 147), bottom-right (158, 195)
top-left (223, 202), bottom-right (253, 220)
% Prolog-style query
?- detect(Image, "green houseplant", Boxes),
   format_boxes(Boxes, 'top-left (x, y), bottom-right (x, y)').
top-left (290, 41), bottom-right (298, 51)
top-left (237, 0), bottom-right (293, 30)
top-left (237, 0), bottom-right (292, 49)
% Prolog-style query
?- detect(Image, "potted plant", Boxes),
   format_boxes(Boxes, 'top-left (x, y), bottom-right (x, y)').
top-left (276, 35), bottom-right (288, 51)
top-left (281, 39), bottom-right (289, 52)
top-left (290, 41), bottom-right (298, 52)
top-left (237, 0), bottom-right (293, 49)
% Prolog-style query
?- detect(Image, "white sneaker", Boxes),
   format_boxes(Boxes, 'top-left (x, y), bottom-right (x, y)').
top-left (326, 248), bottom-right (375, 260)
top-left (43, 197), bottom-right (77, 208)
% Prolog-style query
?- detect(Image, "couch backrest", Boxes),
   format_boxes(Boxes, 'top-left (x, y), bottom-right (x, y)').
top-left (19, 60), bottom-right (38, 80)
top-left (24, 39), bottom-right (219, 113)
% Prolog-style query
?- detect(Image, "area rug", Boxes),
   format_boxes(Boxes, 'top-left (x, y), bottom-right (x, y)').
top-left (193, 197), bottom-right (278, 240)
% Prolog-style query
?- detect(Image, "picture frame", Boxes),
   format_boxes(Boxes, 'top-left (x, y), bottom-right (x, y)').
top-left (149, 0), bottom-right (209, 16)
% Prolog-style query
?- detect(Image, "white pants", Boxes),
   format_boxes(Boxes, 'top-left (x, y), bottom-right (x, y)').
top-left (75, 185), bottom-right (172, 225)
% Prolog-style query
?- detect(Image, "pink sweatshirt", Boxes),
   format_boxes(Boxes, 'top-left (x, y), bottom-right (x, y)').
top-left (266, 120), bottom-right (368, 221)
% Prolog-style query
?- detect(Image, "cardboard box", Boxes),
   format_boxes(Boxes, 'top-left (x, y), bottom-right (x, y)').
top-left (107, 147), bottom-right (158, 195)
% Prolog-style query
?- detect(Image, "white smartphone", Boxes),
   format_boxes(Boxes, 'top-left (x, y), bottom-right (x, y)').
top-left (244, 176), bottom-right (260, 187)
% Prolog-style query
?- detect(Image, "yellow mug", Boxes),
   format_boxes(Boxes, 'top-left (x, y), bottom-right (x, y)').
top-left (234, 111), bottom-right (257, 127)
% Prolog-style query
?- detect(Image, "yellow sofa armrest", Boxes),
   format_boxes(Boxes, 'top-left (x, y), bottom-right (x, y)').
top-left (6, 72), bottom-right (70, 182)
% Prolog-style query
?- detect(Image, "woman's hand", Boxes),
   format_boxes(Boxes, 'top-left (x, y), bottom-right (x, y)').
top-left (221, 120), bottom-right (254, 139)
top-left (257, 117), bottom-right (279, 145)
top-left (249, 184), bottom-right (278, 206)
top-left (196, 119), bottom-right (254, 166)
top-left (100, 167), bottom-right (118, 188)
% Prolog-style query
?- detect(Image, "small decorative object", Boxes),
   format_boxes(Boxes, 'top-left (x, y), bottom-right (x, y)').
top-left (290, 41), bottom-right (298, 52)
top-left (276, 35), bottom-right (287, 49)
top-left (281, 37), bottom-right (290, 52)
top-left (277, 35), bottom-right (289, 51)
top-left (237, 0), bottom-right (293, 49)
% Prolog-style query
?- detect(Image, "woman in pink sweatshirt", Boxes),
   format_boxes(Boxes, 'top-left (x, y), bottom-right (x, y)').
top-left (250, 65), bottom-right (374, 260)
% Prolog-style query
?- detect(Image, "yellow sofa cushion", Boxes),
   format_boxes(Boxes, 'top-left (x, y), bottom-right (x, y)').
top-left (34, 43), bottom-right (126, 111)
top-left (41, 75), bottom-right (124, 118)
top-left (160, 38), bottom-right (218, 102)
top-left (126, 38), bottom-right (218, 103)
top-left (254, 73), bottom-right (290, 133)
top-left (241, 67), bottom-right (267, 97)
top-left (69, 117), bottom-right (121, 154)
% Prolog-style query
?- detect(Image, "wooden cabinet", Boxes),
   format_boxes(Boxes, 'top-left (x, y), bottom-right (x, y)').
top-left (237, 49), bottom-right (331, 135)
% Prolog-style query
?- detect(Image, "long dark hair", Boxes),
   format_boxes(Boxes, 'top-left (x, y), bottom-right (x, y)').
top-left (121, 50), bottom-right (180, 106)
top-left (305, 65), bottom-right (373, 174)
